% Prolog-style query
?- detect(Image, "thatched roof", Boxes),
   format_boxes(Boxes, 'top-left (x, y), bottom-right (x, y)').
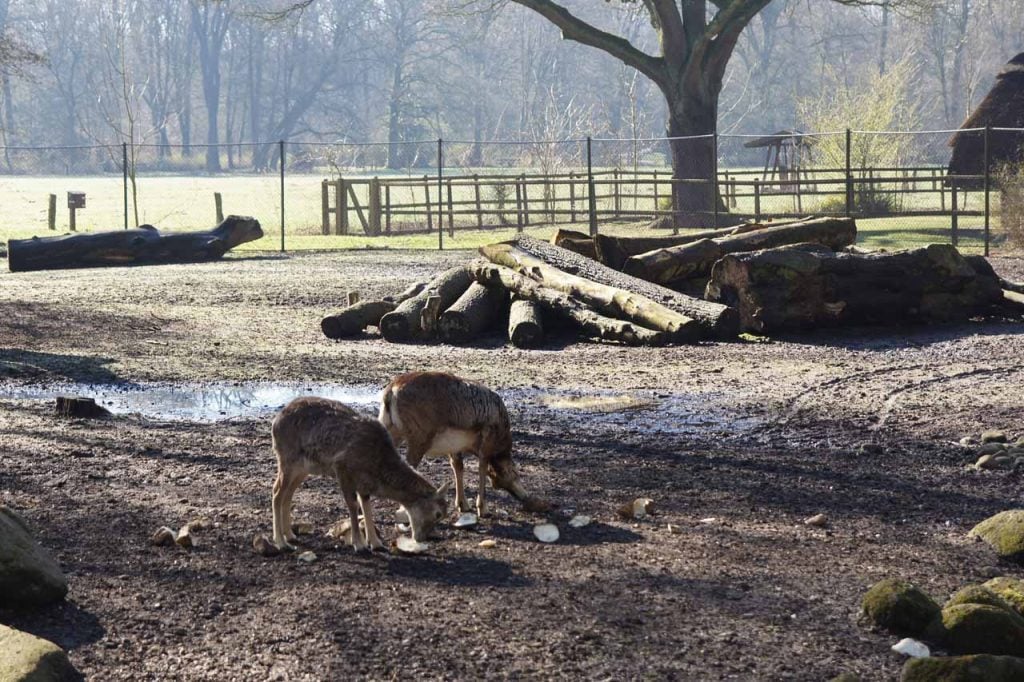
top-left (743, 130), bottom-right (814, 149)
top-left (948, 53), bottom-right (1024, 185)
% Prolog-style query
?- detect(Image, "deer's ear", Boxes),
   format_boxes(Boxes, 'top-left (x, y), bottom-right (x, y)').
top-left (436, 481), bottom-right (451, 497)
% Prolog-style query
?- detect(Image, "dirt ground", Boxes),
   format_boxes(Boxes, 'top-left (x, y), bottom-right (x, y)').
top-left (1, 249), bottom-right (1024, 681)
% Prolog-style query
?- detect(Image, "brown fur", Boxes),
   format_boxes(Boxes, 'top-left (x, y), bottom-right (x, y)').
top-left (271, 397), bottom-right (447, 551)
top-left (379, 371), bottom-right (544, 516)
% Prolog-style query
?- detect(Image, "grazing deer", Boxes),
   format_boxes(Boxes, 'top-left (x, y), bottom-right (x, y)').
top-left (379, 371), bottom-right (549, 517)
top-left (271, 397), bottom-right (448, 552)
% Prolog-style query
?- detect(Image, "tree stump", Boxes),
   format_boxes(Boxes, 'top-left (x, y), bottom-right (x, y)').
top-left (55, 396), bottom-right (111, 419)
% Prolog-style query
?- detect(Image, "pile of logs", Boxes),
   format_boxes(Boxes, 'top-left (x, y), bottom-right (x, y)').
top-left (321, 215), bottom-right (1024, 347)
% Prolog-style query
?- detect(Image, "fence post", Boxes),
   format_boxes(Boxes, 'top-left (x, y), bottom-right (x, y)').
top-left (321, 179), bottom-right (330, 235)
top-left (712, 131), bottom-right (720, 228)
top-left (515, 179), bottom-right (524, 232)
top-left (951, 183), bottom-right (959, 247)
top-left (521, 174), bottom-right (530, 226)
top-left (338, 178), bottom-right (348, 235)
top-left (279, 139), bottom-right (285, 252)
top-left (437, 138), bottom-right (443, 250)
top-left (47, 194), bottom-right (56, 230)
top-left (368, 177), bottom-right (381, 236)
top-left (122, 141), bottom-right (129, 230)
top-left (612, 168), bottom-right (620, 218)
top-left (984, 125), bottom-right (991, 256)
top-left (652, 170), bottom-right (659, 217)
top-left (844, 128), bottom-right (853, 217)
top-left (586, 136), bottom-right (597, 236)
top-left (754, 178), bottom-right (762, 223)
top-left (446, 178), bottom-right (454, 237)
top-left (385, 184), bottom-right (392, 235)
top-left (424, 175), bottom-right (433, 233)
top-left (214, 191), bottom-right (224, 223)
top-left (569, 171), bottom-right (577, 223)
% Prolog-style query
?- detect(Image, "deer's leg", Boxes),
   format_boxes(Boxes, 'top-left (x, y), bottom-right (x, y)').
top-left (335, 469), bottom-right (367, 552)
top-left (476, 455), bottom-right (489, 518)
top-left (272, 465), bottom-right (304, 551)
top-left (449, 453), bottom-right (472, 513)
top-left (358, 493), bottom-right (385, 551)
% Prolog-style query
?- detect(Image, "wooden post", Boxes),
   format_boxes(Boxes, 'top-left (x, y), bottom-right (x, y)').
top-left (214, 192), bottom-right (224, 224)
top-left (613, 168), bottom-right (621, 218)
top-left (652, 170), bottom-right (659, 216)
top-left (368, 177), bottom-right (381, 236)
top-left (521, 175), bottom-right (530, 226)
top-left (754, 178), bottom-right (761, 223)
top-left (951, 183), bottom-right (959, 247)
top-left (321, 179), bottom-right (330, 235)
top-left (515, 180), bottom-right (524, 232)
top-left (385, 184), bottom-right (392, 235)
top-left (940, 175), bottom-right (946, 212)
top-left (69, 206), bottom-right (77, 232)
top-left (730, 178), bottom-right (738, 209)
top-left (424, 175), bottom-right (433, 232)
top-left (569, 172), bottom-right (577, 223)
top-left (337, 178), bottom-right (348, 235)
top-left (47, 194), bottom-right (56, 231)
top-left (446, 178), bottom-right (454, 237)
top-left (346, 291), bottom-right (360, 306)
top-left (473, 174), bottom-right (483, 229)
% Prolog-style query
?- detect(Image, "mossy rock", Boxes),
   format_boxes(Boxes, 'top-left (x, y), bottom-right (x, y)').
top-left (945, 585), bottom-right (1018, 614)
top-left (828, 674), bottom-right (860, 682)
top-left (0, 506), bottom-right (68, 608)
top-left (984, 577), bottom-right (1024, 618)
top-left (969, 511), bottom-right (1024, 561)
top-left (0, 624), bottom-right (79, 681)
top-left (901, 654), bottom-right (1024, 681)
top-left (981, 430), bottom-right (1008, 444)
top-left (941, 604), bottom-right (1024, 656)
top-left (862, 579), bottom-right (941, 637)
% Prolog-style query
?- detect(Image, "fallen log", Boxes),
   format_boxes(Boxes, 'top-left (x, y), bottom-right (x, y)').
top-left (479, 242), bottom-right (699, 343)
top-left (379, 266), bottom-right (473, 342)
top-left (470, 261), bottom-right (667, 346)
top-left (550, 228), bottom-right (597, 260)
top-left (488, 236), bottom-right (738, 339)
top-left (321, 300), bottom-right (396, 339)
top-left (439, 283), bottom-right (507, 344)
top-left (592, 223), bottom-right (774, 270)
top-left (508, 298), bottom-right (544, 348)
top-left (7, 215), bottom-right (263, 272)
top-left (623, 217), bottom-right (857, 285)
top-left (705, 243), bottom-right (1005, 333)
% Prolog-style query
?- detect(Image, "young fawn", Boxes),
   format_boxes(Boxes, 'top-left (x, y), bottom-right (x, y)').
top-left (379, 371), bottom-right (548, 517)
top-left (271, 397), bottom-right (448, 552)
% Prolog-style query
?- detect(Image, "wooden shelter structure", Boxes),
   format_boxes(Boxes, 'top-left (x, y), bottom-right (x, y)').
top-left (948, 52), bottom-right (1024, 189)
top-left (743, 130), bottom-right (813, 192)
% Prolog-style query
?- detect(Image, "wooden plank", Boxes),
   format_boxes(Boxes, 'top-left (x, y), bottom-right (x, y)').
top-left (346, 182), bottom-right (369, 233)
top-left (321, 179), bottom-right (330, 235)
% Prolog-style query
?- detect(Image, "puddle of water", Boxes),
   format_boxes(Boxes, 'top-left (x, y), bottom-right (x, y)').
top-left (0, 382), bottom-right (760, 435)
top-left (0, 381), bottom-right (381, 422)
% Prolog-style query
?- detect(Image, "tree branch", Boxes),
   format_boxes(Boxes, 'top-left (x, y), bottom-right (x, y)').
top-left (509, 0), bottom-right (665, 85)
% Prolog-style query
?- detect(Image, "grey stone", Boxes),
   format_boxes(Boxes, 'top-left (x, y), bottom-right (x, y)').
top-left (0, 506), bottom-right (68, 608)
top-left (0, 624), bottom-right (79, 681)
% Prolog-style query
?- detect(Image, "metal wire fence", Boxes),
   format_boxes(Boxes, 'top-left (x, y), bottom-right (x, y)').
top-left (0, 127), bottom-right (1020, 255)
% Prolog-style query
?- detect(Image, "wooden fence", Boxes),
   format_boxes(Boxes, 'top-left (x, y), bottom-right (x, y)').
top-left (319, 165), bottom-right (988, 235)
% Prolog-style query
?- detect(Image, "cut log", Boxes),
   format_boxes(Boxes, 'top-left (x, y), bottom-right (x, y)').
top-left (484, 236), bottom-right (737, 339)
top-left (623, 217), bottom-right (857, 285)
top-left (592, 220), bottom-right (802, 270)
top-left (470, 260), bottom-right (667, 346)
top-left (508, 298), bottom-right (544, 348)
top-left (8, 215), bottom-right (263, 272)
top-left (479, 242), bottom-right (699, 343)
top-left (379, 266), bottom-right (473, 342)
top-left (321, 300), bottom-right (397, 339)
top-left (550, 228), bottom-right (597, 260)
top-left (385, 281), bottom-right (428, 304)
top-left (420, 294), bottom-right (443, 337)
top-left (439, 283), bottom-right (507, 344)
top-left (55, 396), bottom-right (111, 419)
top-left (706, 243), bottom-right (1005, 333)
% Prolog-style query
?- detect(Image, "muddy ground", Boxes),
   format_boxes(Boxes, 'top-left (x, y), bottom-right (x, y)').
top-left (1, 250), bottom-right (1024, 681)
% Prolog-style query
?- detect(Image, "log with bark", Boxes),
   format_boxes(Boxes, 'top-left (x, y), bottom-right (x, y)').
top-left (591, 221), bottom-right (787, 271)
top-left (622, 217), bottom-right (857, 285)
top-left (321, 301), bottom-right (397, 339)
top-left (439, 283), bottom-right (508, 344)
top-left (470, 261), bottom-right (667, 346)
top-left (705, 243), bottom-right (1005, 333)
top-left (508, 298), bottom-right (544, 348)
top-left (486, 235), bottom-right (738, 339)
top-left (479, 242), bottom-right (699, 343)
top-left (550, 229), bottom-right (597, 260)
top-left (7, 215), bottom-right (263, 272)
top-left (379, 266), bottom-right (473, 342)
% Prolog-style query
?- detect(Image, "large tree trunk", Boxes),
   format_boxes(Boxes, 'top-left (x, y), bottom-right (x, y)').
top-left (593, 221), bottom-right (790, 270)
top-left (496, 235), bottom-right (737, 339)
top-left (480, 242), bottom-right (699, 342)
top-left (379, 266), bottom-right (473, 342)
top-left (508, 298), bottom-right (544, 348)
top-left (438, 283), bottom-right (507, 344)
top-left (470, 261), bottom-right (667, 346)
top-left (7, 216), bottom-right (263, 272)
top-left (666, 107), bottom-right (722, 229)
top-left (321, 300), bottom-right (397, 340)
top-left (624, 217), bottom-right (857, 285)
top-left (705, 243), bottom-right (1005, 333)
